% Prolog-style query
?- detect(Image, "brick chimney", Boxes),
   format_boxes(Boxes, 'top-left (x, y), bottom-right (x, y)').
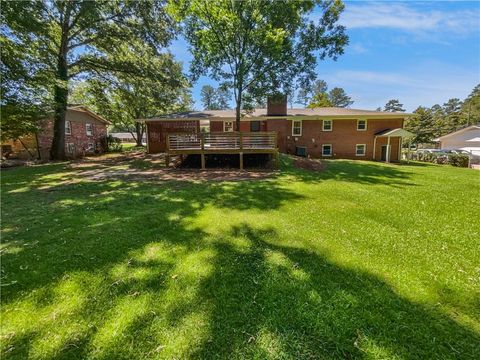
top-left (267, 94), bottom-right (287, 116)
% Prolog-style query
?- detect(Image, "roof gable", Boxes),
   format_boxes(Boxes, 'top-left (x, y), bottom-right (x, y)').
top-left (435, 125), bottom-right (480, 141)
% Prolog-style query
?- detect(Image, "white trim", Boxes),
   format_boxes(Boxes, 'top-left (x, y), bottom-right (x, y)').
top-left (357, 119), bottom-right (367, 131)
top-left (322, 144), bottom-right (332, 157)
top-left (322, 119), bottom-right (333, 132)
top-left (86, 123), bottom-right (93, 136)
top-left (65, 120), bottom-right (71, 135)
top-left (223, 121), bottom-right (234, 132)
top-left (292, 120), bottom-right (302, 136)
top-left (355, 144), bottom-right (366, 156)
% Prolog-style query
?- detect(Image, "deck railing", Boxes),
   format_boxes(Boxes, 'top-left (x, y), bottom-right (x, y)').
top-left (167, 132), bottom-right (277, 151)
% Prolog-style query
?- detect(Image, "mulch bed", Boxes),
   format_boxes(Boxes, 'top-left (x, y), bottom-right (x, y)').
top-left (291, 156), bottom-right (325, 171)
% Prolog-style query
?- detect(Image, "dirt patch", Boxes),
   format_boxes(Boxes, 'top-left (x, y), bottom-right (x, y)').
top-left (292, 156), bottom-right (325, 172)
top-left (66, 152), bottom-right (275, 182)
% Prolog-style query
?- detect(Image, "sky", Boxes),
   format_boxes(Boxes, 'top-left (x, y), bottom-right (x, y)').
top-left (169, 0), bottom-right (480, 112)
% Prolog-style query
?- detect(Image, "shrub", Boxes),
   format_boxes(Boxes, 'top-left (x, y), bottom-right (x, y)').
top-left (106, 135), bottom-right (123, 152)
top-left (447, 153), bottom-right (469, 167)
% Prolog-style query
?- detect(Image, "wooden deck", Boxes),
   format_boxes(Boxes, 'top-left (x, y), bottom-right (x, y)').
top-left (166, 132), bottom-right (279, 169)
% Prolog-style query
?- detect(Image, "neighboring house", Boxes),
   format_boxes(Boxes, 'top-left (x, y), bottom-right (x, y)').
top-left (434, 125), bottom-right (480, 156)
top-left (109, 132), bottom-right (146, 143)
top-left (139, 97), bottom-right (413, 163)
top-left (2, 106), bottom-right (110, 160)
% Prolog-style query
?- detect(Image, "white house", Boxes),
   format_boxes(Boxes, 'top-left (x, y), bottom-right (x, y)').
top-left (435, 125), bottom-right (480, 156)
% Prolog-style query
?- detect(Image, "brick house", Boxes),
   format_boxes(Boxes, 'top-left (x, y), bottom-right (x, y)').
top-left (2, 106), bottom-right (110, 160)
top-left (139, 97), bottom-right (413, 164)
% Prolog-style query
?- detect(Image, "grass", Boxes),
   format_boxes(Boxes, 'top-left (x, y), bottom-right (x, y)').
top-left (1, 156), bottom-right (479, 359)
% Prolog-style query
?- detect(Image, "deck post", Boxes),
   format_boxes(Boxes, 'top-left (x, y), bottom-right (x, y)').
top-left (275, 151), bottom-right (280, 169)
top-left (201, 133), bottom-right (205, 150)
top-left (165, 153), bottom-right (170, 167)
top-left (239, 132), bottom-right (243, 150)
top-left (201, 153), bottom-right (205, 169)
top-left (239, 152), bottom-right (244, 170)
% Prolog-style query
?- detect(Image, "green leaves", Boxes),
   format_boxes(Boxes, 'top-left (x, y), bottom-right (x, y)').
top-left (173, 0), bottom-right (348, 121)
top-left (2, 0), bottom-right (180, 158)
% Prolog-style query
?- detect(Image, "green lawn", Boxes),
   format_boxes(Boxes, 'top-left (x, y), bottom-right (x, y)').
top-left (1, 157), bottom-right (479, 359)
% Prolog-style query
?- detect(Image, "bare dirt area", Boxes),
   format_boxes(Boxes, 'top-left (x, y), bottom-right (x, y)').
top-left (66, 151), bottom-right (276, 182)
top-left (291, 155), bottom-right (325, 171)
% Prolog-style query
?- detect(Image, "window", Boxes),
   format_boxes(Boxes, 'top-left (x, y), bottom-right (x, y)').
top-left (86, 142), bottom-right (95, 153)
top-left (66, 143), bottom-right (75, 154)
top-left (224, 121), bottom-right (233, 132)
top-left (65, 121), bottom-right (71, 135)
top-left (322, 144), bottom-right (332, 157)
top-left (322, 119), bottom-right (332, 131)
top-left (357, 119), bottom-right (367, 131)
top-left (292, 120), bottom-right (302, 136)
top-left (356, 144), bottom-right (366, 156)
top-left (250, 121), bottom-right (261, 132)
top-left (86, 123), bottom-right (93, 136)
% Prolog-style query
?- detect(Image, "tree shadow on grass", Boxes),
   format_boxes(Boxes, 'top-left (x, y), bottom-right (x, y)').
top-left (189, 224), bottom-right (479, 359)
top-left (280, 157), bottom-right (417, 187)
top-left (1, 161), bottom-right (476, 359)
top-left (1, 170), bottom-right (303, 302)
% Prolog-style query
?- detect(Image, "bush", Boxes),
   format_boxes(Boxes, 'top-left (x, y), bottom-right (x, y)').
top-left (447, 153), bottom-right (469, 167)
top-left (101, 135), bottom-right (122, 152)
top-left (412, 151), bottom-right (470, 167)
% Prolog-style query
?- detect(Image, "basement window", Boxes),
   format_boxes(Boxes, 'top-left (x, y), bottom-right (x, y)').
top-left (66, 143), bottom-right (75, 154)
top-left (322, 144), bottom-right (332, 157)
top-left (86, 142), bottom-right (95, 153)
top-left (292, 120), bottom-right (302, 136)
top-left (356, 144), bottom-right (366, 156)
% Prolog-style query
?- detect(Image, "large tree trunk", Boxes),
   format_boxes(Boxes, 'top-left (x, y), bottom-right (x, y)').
top-left (50, 11), bottom-right (70, 160)
top-left (235, 83), bottom-right (242, 131)
top-left (135, 122), bottom-right (144, 146)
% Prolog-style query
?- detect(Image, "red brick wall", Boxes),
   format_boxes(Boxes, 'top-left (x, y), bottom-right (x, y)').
top-left (146, 121), bottom-right (199, 153)
top-left (266, 118), bottom-right (404, 161)
top-left (35, 117), bottom-right (107, 159)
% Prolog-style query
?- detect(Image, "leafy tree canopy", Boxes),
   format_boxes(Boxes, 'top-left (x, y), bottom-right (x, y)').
top-left (383, 99), bottom-right (406, 112)
top-left (200, 85), bottom-right (231, 110)
top-left (305, 79), bottom-right (353, 108)
top-left (2, 0), bottom-right (177, 159)
top-left (404, 84), bottom-right (480, 144)
top-left (328, 87), bottom-right (353, 107)
top-left (171, 0), bottom-right (348, 128)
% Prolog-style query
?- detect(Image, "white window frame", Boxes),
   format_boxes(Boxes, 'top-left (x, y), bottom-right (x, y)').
top-left (66, 142), bottom-right (75, 154)
top-left (292, 120), bottom-right (302, 136)
top-left (224, 121), bottom-right (234, 132)
top-left (357, 119), bottom-right (367, 131)
top-left (322, 144), bottom-right (332, 157)
top-left (86, 123), bottom-right (93, 136)
top-left (65, 121), bottom-right (71, 135)
top-left (356, 144), bottom-right (366, 156)
top-left (322, 119), bottom-right (332, 132)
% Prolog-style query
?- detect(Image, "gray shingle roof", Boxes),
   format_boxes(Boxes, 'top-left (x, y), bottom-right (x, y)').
top-left (138, 107), bottom-right (412, 121)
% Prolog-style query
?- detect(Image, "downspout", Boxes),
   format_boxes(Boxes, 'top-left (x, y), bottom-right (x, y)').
top-left (386, 136), bottom-right (391, 163)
